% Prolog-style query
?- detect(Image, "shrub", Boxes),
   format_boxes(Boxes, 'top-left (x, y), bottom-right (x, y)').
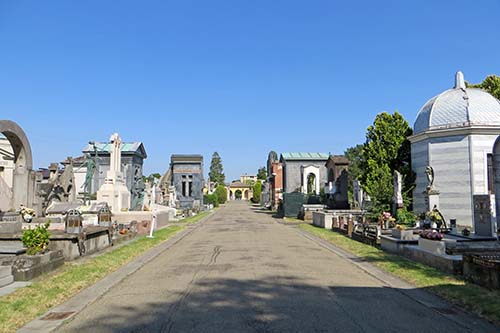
top-left (215, 185), bottom-right (228, 205)
top-left (21, 222), bottom-right (50, 255)
top-left (396, 208), bottom-right (416, 226)
top-left (204, 194), bottom-right (219, 207)
top-left (252, 181), bottom-right (262, 203)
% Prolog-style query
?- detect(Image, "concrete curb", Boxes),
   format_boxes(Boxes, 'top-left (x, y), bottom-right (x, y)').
top-left (18, 211), bottom-right (215, 333)
top-left (293, 226), bottom-right (499, 331)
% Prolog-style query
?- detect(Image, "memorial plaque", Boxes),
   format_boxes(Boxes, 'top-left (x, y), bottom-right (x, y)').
top-left (473, 195), bottom-right (494, 237)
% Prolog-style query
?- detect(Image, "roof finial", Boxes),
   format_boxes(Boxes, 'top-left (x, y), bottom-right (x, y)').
top-left (455, 71), bottom-right (466, 89)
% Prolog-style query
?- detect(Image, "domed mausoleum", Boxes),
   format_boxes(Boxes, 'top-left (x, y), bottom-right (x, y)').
top-left (410, 71), bottom-right (500, 227)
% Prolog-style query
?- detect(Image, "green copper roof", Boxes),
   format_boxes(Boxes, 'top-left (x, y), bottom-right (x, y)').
top-left (82, 142), bottom-right (147, 158)
top-left (280, 152), bottom-right (329, 160)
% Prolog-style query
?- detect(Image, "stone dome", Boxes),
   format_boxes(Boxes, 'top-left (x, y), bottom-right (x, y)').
top-left (414, 71), bottom-right (500, 134)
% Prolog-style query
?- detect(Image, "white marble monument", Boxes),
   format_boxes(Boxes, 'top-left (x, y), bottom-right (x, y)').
top-left (97, 133), bottom-right (131, 213)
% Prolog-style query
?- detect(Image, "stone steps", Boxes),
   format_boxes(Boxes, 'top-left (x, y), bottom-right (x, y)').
top-left (0, 265), bottom-right (14, 288)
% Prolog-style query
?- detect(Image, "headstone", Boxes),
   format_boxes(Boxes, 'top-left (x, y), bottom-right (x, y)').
top-left (0, 212), bottom-right (22, 234)
top-left (353, 179), bottom-right (363, 209)
top-left (96, 133), bottom-right (131, 213)
top-left (473, 195), bottom-right (495, 237)
top-left (393, 170), bottom-right (403, 214)
top-left (449, 219), bottom-right (457, 234)
top-left (98, 204), bottom-right (112, 227)
top-left (65, 209), bottom-right (83, 234)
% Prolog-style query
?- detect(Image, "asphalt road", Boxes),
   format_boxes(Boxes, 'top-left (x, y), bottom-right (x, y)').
top-left (58, 201), bottom-right (497, 333)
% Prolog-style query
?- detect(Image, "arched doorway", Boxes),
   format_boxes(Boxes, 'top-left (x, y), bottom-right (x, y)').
top-left (235, 190), bottom-right (242, 200)
top-left (244, 190), bottom-right (249, 200)
top-left (0, 120), bottom-right (34, 211)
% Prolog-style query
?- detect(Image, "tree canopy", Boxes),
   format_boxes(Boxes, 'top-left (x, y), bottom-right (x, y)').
top-left (467, 74), bottom-right (500, 100)
top-left (358, 111), bottom-right (415, 214)
top-left (209, 152), bottom-right (225, 185)
top-left (257, 167), bottom-right (267, 180)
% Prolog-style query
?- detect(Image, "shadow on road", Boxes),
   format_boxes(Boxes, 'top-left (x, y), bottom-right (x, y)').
top-left (62, 276), bottom-right (494, 333)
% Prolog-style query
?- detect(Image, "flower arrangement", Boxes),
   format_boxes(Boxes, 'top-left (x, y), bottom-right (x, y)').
top-left (19, 206), bottom-right (36, 223)
top-left (395, 224), bottom-right (407, 230)
top-left (420, 229), bottom-right (444, 241)
top-left (379, 212), bottom-right (396, 229)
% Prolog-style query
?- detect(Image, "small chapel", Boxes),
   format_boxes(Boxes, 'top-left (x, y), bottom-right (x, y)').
top-left (410, 71), bottom-right (500, 227)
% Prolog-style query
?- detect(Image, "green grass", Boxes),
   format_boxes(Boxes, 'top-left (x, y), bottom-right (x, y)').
top-left (299, 224), bottom-right (500, 325)
top-left (0, 212), bottom-right (211, 333)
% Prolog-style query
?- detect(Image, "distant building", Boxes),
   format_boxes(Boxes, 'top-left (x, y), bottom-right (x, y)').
top-left (227, 181), bottom-right (253, 200)
top-left (81, 141), bottom-right (147, 207)
top-left (170, 154), bottom-right (204, 210)
top-left (410, 71), bottom-right (500, 227)
top-left (267, 151), bottom-right (283, 210)
top-left (325, 155), bottom-right (350, 209)
top-left (240, 174), bottom-right (257, 184)
top-left (280, 152), bottom-right (329, 194)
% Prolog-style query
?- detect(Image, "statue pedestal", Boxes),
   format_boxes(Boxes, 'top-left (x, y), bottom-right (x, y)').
top-left (97, 173), bottom-right (130, 213)
top-left (424, 188), bottom-right (440, 211)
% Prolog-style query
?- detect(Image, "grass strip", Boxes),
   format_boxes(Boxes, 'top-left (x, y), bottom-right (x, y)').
top-left (299, 223), bottom-right (500, 325)
top-left (0, 214), bottom-right (206, 333)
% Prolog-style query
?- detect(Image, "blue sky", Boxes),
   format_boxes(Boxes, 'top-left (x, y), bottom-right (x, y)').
top-left (1, 1), bottom-right (499, 181)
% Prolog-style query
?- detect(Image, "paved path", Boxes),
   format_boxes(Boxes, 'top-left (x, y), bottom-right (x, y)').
top-left (58, 202), bottom-right (496, 332)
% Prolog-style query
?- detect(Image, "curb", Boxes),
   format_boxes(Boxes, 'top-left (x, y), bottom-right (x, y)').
top-left (18, 211), bottom-right (215, 333)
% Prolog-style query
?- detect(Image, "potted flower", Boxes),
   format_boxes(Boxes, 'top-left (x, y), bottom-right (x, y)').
top-left (379, 212), bottom-right (395, 229)
top-left (21, 222), bottom-right (50, 255)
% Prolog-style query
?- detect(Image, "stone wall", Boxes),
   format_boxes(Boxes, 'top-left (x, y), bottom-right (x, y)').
top-left (283, 160), bottom-right (327, 194)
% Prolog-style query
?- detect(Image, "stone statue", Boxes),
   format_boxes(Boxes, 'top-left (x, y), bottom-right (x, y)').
top-left (393, 170), bottom-right (403, 209)
top-left (425, 166), bottom-right (435, 190)
top-left (83, 153), bottom-right (96, 195)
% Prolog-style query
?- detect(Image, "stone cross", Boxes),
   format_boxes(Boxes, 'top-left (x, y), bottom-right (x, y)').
top-left (109, 133), bottom-right (122, 177)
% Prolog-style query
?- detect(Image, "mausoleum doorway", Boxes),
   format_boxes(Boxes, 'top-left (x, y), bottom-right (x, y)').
top-left (0, 120), bottom-right (34, 212)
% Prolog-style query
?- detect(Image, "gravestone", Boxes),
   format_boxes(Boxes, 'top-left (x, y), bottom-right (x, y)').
top-left (473, 195), bottom-right (495, 237)
top-left (393, 170), bottom-right (403, 214)
top-left (352, 179), bottom-right (363, 209)
top-left (65, 209), bottom-right (83, 234)
top-left (0, 212), bottom-right (21, 234)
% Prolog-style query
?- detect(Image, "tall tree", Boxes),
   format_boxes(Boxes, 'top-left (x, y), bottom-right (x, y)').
top-left (344, 144), bottom-right (364, 182)
top-left (359, 111), bottom-right (415, 214)
top-left (257, 167), bottom-right (267, 180)
top-left (467, 75), bottom-right (500, 100)
top-left (209, 152), bottom-right (225, 185)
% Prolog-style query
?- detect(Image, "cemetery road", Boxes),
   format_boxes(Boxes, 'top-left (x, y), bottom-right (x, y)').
top-left (58, 201), bottom-right (496, 332)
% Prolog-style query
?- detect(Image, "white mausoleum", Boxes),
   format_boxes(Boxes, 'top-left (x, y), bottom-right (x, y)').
top-left (410, 71), bottom-right (500, 227)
